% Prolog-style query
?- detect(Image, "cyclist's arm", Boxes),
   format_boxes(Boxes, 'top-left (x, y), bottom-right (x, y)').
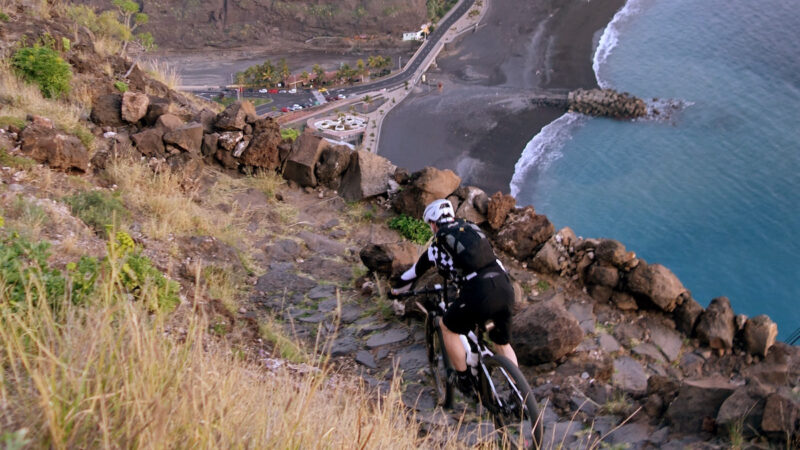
top-left (391, 247), bottom-right (435, 295)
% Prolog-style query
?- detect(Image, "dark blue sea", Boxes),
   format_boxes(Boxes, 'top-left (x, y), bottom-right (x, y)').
top-left (511, 0), bottom-right (800, 337)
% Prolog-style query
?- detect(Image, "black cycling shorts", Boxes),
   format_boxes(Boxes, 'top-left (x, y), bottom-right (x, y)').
top-left (442, 272), bottom-right (515, 345)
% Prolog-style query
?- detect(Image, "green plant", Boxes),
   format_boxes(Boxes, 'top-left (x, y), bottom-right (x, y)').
top-left (113, 231), bottom-right (180, 312)
top-left (0, 12), bottom-right (10, 22)
top-left (280, 127), bottom-right (300, 141)
top-left (0, 231), bottom-right (99, 308)
top-left (11, 45), bottom-right (73, 98)
top-left (0, 116), bottom-right (26, 130)
top-left (388, 214), bottom-right (432, 245)
top-left (535, 279), bottom-right (550, 292)
top-left (114, 80), bottom-right (129, 92)
top-left (63, 190), bottom-right (130, 237)
top-left (61, 37), bottom-right (71, 51)
top-left (0, 148), bottom-right (35, 169)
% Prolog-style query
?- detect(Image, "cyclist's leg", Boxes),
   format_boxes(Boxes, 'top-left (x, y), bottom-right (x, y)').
top-left (494, 343), bottom-right (518, 367)
top-left (440, 320), bottom-right (467, 371)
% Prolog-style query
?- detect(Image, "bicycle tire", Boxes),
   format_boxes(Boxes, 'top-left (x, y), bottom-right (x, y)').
top-left (479, 355), bottom-right (543, 449)
top-left (425, 317), bottom-right (453, 408)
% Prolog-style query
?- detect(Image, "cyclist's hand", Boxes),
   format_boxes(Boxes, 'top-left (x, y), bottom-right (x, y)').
top-left (389, 283), bottom-right (411, 298)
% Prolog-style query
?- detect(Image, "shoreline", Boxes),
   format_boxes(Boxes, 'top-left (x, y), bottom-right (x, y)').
top-left (378, 0), bottom-right (626, 195)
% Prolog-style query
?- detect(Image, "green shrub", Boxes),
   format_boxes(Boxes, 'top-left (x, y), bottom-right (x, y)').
top-left (388, 214), bottom-right (432, 245)
top-left (0, 148), bottom-right (35, 169)
top-left (0, 231), bottom-right (99, 308)
top-left (11, 45), bottom-right (73, 98)
top-left (0, 116), bottom-right (27, 130)
top-left (114, 81), bottom-right (128, 92)
top-left (63, 190), bottom-right (129, 237)
top-left (0, 12), bottom-right (10, 22)
top-left (114, 232), bottom-right (180, 313)
top-left (280, 128), bottom-right (300, 141)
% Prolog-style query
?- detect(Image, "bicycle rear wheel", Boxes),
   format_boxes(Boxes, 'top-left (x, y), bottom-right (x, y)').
top-left (480, 355), bottom-right (543, 449)
top-left (426, 317), bottom-right (453, 408)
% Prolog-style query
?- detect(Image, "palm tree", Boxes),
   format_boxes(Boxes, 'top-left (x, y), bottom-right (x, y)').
top-left (300, 70), bottom-right (310, 86)
top-left (279, 58), bottom-right (290, 87)
top-left (312, 64), bottom-right (325, 85)
top-left (356, 59), bottom-right (367, 82)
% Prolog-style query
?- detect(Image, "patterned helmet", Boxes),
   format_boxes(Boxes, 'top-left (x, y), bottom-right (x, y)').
top-left (423, 199), bottom-right (455, 224)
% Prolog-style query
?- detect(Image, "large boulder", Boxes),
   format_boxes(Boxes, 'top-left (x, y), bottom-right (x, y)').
top-left (454, 186), bottom-right (487, 224)
top-left (612, 356), bottom-right (649, 395)
top-left (19, 124), bottom-right (89, 172)
top-left (155, 114), bottom-right (185, 132)
top-left (359, 242), bottom-right (420, 278)
top-left (625, 261), bottom-right (686, 312)
top-left (214, 101), bottom-right (256, 131)
top-left (487, 191), bottom-right (515, 230)
top-left (392, 167), bottom-right (461, 218)
top-left (201, 133), bottom-right (219, 157)
top-left (743, 315), bottom-right (778, 358)
top-left (716, 386), bottom-right (766, 438)
top-left (495, 206), bottom-right (554, 260)
top-left (665, 376), bottom-right (738, 433)
top-left (673, 295), bottom-right (704, 336)
top-left (531, 237), bottom-right (560, 274)
top-left (218, 131), bottom-right (244, 151)
top-left (131, 128), bottom-right (166, 157)
top-left (166, 152), bottom-right (203, 180)
top-left (696, 297), bottom-right (736, 351)
top-left (595, 239), bottom-right (636, 269)
top-left (194, 108), bottom-right (217, 133)
top-left (283, 132), bottom-right (328, 187)
top-left (144, 96), bottom-right (174, 124)
top-left (761, 391), bottom-right (800, 437)
top-left (90, 94), bottom-right (124, 127)
top-left (586, 263), bottom-right (619, 288)
top-left (511, 300), bottom-right (583, 364)
top-left (240, 118), bottom-right (282, 169)
top-left (121, 91), bottom-right (149, 123)
top-left (315, 145), bottom-right (352, 190)
top-left (163, 122), bottom-right (203, 153)
top-left (339, 150), bottom-right (397, 201)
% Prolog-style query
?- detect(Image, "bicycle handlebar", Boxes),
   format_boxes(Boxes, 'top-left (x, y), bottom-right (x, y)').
top-left (389, 283), bottom-right (446, 299)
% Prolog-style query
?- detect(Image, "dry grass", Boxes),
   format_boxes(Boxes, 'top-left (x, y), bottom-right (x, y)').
top-left (92, 36), bottom-right (122, 59)
top-left (105, 159), bottom-right (240, 240)
top-left (0, 62), bottom-right (93, 149)
top-left (0, 248), bottom-right (433, 449)
top-left (243, 168), bottom-right (285, 200)
top-left (141, 59), bottom-right (182, 90)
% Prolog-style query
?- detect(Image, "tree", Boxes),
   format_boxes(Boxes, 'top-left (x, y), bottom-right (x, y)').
top-left (312, 64), bottom-right (325, 85)
top-left (300, 70), bottom-right (310, 86)
top-left (356, 59), bottom-right (367, 82)
top-left (336, 63), bottom-right (353, 84)
top-left (112, 0), bottom-right (153, 54)
top-left (279, 58), bottom-right (290, 86)
top-left (259, 60), bottom-right (276, 87)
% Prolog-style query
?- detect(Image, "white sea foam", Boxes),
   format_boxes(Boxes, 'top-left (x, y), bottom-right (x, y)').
top-left (593, 0), bottom-right (645, 88)
top-left (509, 112), bottom-right (586, 198)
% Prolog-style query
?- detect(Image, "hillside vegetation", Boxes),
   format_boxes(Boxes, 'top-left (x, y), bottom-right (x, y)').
top-left (73, 0), bottom-right (429, 51)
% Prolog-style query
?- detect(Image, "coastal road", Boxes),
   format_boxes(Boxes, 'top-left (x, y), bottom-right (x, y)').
top-left (188, 0), bottom-right (477, 124)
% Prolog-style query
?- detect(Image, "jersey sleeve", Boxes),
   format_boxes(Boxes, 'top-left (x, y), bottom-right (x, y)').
top-left (399, 245), bottom-right (435, 282)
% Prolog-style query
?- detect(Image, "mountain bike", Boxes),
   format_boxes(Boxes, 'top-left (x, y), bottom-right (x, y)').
top-left (392, 282), bottom-right (543, 449)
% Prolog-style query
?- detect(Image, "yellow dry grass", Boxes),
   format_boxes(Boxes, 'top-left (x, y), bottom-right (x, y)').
top-left (141, 59), bottom-right (182, 90)
top-left (105, 159), bottom-right (239, 240)
top-left (0, 249), bottom-right (433, 449)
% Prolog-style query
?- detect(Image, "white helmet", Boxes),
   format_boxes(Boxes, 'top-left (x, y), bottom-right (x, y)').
top-left (423, 199), bottom-right (455, 224)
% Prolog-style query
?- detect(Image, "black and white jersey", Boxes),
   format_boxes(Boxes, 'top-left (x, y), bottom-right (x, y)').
top-left (400, 218), bottom-right (502, 288)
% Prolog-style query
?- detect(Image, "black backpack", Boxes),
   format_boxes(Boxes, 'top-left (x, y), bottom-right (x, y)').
top-left (436, 219), bottom-right (497, 274)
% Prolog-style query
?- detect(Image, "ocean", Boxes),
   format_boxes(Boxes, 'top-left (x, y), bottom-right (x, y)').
top-left (511, 0), bottom-right (800, 338)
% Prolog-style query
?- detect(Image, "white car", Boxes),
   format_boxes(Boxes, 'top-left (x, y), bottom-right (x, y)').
top-left (288, 88), bottom-right (297, 94)
top-left (258, 88), bottom-right (268, 93)
top-left (337, 94), bottom-right (346, 99)
top-left (291, 104), bottom-right (303, 111)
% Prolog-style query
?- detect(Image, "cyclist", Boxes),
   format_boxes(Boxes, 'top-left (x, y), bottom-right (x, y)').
top-left (391, 199), bottom-right (519, 396)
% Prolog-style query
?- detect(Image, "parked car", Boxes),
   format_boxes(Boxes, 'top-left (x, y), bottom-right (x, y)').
top-left (288, 88), bottom-right (297, 94)
top-left (291, 104), bottom-right (302, 111)
top-left (325, 96), bottom-right (335, 102)
top-left (258, 88), bottom-right (268, 93)
top-left (268, 89), bottom-right (278, 94)
top-left (279, 90), bottom-right (287, 94)
top-left (281, 107), bottom-right (290, 113)
top-left (337, 94), bottom-right (346, 99)
top-left (318, 87), bottom-right (328, 94)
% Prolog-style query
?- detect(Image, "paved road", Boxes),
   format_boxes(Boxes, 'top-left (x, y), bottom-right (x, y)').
top-left (189, 0), bottom-right (476, 118)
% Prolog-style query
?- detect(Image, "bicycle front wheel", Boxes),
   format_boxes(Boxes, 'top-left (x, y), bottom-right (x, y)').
top-left (480, 355), bottom-right (543, 449)
top-left (426, 317), bottom-right (453, 408)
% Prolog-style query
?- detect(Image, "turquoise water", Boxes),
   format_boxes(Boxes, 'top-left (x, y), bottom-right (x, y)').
top-left (512, 0), bottom-right (800, 337)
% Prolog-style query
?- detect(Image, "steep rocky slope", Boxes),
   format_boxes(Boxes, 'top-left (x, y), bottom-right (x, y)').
top-left (74, 0), bottom-right (428, 51)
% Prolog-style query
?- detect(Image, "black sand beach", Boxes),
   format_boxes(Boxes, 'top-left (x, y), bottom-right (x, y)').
top-left (379, 0), bottom-right (626, 194)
